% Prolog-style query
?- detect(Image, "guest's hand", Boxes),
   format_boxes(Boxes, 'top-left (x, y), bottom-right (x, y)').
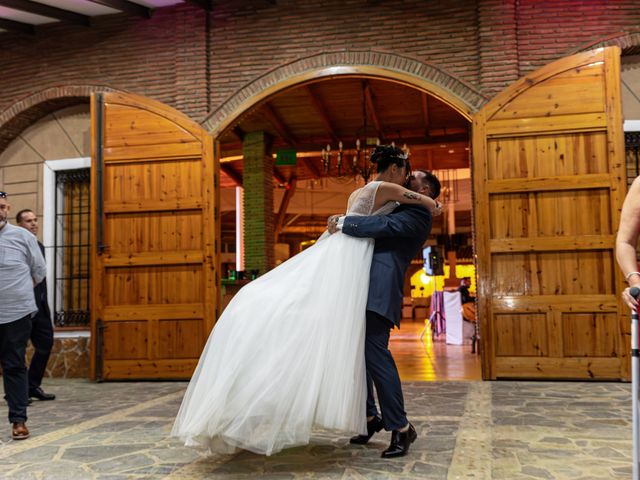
top-left (327, 215), bottom-right (340, 234)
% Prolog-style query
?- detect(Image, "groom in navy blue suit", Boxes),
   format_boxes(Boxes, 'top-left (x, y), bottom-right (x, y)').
top-left (329, 170), bottom-right (440, 458)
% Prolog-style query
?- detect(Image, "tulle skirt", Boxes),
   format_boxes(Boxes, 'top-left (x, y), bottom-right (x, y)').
top-left (171, 231), bottom-right (373, 455)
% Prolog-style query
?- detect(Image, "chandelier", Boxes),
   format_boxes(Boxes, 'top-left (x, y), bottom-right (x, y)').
top-left (320, 80), bottom-right (386, 184)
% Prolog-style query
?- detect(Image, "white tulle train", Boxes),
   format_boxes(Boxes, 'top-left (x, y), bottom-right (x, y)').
top-left (171, 231), bottom-right (373, 455)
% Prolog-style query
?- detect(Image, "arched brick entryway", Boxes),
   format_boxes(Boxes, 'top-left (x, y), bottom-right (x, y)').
top-left (203, 50), bottom-right (488, 137)
top-left (570, 29), bottom-right (640, 55)
top-left (0, 85), bottom-right (121, 154)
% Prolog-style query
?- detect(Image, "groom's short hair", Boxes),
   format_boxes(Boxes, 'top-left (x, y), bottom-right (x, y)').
top-left (416, 170), bottom-right (441, 199)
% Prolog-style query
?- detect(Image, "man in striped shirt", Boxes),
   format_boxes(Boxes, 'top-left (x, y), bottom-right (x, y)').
top-left (0, 192), bottom-right (46, 440)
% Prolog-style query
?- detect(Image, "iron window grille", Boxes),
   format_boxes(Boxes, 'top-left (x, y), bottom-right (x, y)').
top-left (53, 168), bottom-right (90, 328)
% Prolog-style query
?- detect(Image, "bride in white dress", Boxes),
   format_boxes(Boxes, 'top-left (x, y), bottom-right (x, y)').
top-left (171, 146), bottom-right (441, 456)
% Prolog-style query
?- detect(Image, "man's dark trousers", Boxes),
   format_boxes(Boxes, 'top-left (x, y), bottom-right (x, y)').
top-left (29, 242), bottom-right (53, 393)
top-left (28, 310), bottom-right (53, 392)
top-left (0, 315), bottom-right (32, 423)
top-left (364, 310), bottom-right (407, 431)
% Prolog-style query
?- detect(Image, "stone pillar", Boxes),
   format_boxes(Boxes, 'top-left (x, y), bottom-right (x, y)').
top-left (242, 131), bottom-right (274, 274)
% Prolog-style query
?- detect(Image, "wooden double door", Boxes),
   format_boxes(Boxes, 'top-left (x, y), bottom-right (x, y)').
top-left (473, 46), bottom-right (628, 380)
top-left (90, 92), bottom-right (219, 380)
top-left (91, 46), bottom-right (628, 380)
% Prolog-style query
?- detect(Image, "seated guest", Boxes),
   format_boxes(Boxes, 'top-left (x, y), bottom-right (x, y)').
top-left (458, 277), bottom-right (476, 323)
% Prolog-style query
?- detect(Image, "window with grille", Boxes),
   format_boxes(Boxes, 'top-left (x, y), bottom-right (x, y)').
top-left (53, 168), bottom-right (90, 328)
top-left (626, 131), bottom-right (640, 188)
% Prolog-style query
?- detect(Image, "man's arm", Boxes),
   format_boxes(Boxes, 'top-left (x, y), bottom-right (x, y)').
top-left (341, 207), bottom-right (432, 239)
top-left (26, 233), bottom-right (46, 285)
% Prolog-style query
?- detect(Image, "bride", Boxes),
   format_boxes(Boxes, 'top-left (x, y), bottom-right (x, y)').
top-left (171, 145), bottom-right (441, 456)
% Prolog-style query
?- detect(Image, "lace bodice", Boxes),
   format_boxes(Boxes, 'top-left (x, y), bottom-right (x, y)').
top-left (346, 181), bottom-right (399, 217)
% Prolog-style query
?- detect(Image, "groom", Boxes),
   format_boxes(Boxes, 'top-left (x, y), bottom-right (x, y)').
top-left (328, 170), bottom-right (440, 458)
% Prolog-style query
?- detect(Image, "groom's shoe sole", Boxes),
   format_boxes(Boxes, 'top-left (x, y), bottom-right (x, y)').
top-left (350, 416), bottom-right (384, 445)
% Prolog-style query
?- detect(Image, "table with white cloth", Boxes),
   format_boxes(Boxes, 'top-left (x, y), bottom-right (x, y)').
top-left (428, 290), bottom-right (475, 345)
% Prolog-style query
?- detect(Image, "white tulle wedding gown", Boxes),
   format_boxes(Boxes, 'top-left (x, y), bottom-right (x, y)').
top-left (171, 181), bottom-right (397, 455)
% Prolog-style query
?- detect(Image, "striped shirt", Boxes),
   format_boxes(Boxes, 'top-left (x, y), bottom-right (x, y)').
top-left (0, 222), bottom-right (46, 324)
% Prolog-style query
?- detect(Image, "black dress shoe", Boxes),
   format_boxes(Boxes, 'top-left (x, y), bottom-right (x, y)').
top-left (29, 387), bottom-right (55, 401)
top-left (381, 423), bottom-right (417, 458)
top-left (350, 415), bottom-right (384, 444)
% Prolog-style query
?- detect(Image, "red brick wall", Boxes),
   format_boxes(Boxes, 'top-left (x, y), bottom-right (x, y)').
top-left (0, 4), bottom-right (208, 121)
top-left (208, 0), bottom-right (481, 109)
top-left (0, 0), bottom-right (639, 129)
top-left (515, 0), bottom-right (640, 75)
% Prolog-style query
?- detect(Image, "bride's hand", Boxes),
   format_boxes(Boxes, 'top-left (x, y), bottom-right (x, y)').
top-left (432, 201), bottom-right (444, 216)
top-left (327, 215), bottom-right (340, 234)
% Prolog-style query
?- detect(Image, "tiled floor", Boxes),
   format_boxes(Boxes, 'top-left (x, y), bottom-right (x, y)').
top-left (390, 320), bottom-right (482, 382)
top-left (0, 379), bottom-right (631, 479)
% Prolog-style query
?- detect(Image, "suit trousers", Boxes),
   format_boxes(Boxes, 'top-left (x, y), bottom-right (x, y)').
top-left (364, 310), bottom-right (407, 431)
top-left (28, 310), bottom-right (53, 392)
top-left (0, 315), bottom-right (32, 423)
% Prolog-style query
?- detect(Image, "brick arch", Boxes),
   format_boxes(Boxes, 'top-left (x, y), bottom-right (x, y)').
top-left (0, 85), bottom-right (121, 155)
top-left (203, 50), bottom-right (488, 137)
top-left (570, 29), bottom-right (640, 55)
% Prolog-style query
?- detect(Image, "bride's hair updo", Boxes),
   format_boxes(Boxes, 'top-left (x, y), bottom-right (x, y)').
top-left (370, 145), bottom-right (410, 173)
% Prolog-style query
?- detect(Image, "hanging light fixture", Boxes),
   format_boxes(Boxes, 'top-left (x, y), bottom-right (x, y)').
top-left (321, 81), bottom-right (385, 183)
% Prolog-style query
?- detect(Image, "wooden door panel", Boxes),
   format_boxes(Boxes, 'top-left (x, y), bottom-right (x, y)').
top-left (104, 104), bottom-right (198, 147)
top-left (104, 160), bottom-right (203, 202)
top-left (491, 251), bottom-right (615, 296)
top-left (157, 319), bottom-right (206, 359)
top-left (561, 313), bottom-right (618, 357)
top-left (487, 133), bottom-right (609, 180)
top-left (104, 211), bottom-right (203, 254)
top-left (103, 321), bottom-right (148, 360)
top-left (492, 63), bottom-right (605, 120)
top-left (91, 92), bottom-right (219, 380)
top-left (494, 313), bottom-right (548, 357)
top-left (473, 47), bottom-right (627, 379)
top-left (489, 190), bottom-right (612, 238)
top-left (103, 266), bottom-right (203, 305)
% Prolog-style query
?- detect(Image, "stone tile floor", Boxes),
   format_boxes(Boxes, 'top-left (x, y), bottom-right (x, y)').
top-left (0, 379), bottom-right (632, 479)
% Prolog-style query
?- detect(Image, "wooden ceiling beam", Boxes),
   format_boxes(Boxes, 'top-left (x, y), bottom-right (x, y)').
top-left (363, 81), bottom-right (383, 140)
top-left (232, 126), bottom-right (245, 142)
top-left (221, 133), bottom-right (469, 156)
top-left (220, 164), bottom-right (243, 186)
top-left (305, 85), bottom-right (339, 144)
top-left (184, 0), bottom-right (212, 10)
top-left (0, 0), bottom-right (90, 26)
top-left (261, 103), bottom-right (297, 147)
top-left (273, 167), bottom-right (288, 185)
top-left (86, 0), bottom-right (153, 19)
top-left (275, 176), bottom-right (297, 238)
top-left (0, 16), bottom-right (34, 34)
top-left (421, 93), bottom-right (430, 134)
top-left (302, 158), bottom-right (322, 179)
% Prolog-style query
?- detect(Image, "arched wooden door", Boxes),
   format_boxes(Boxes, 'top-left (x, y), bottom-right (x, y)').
top-left (473, 46), bottom-right (628, 380)
top-left (90, 92), bottom-right (220, 380)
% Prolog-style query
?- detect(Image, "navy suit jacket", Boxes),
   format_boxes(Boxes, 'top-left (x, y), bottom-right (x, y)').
top-left (342, 204), bottom-right (432, 327)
